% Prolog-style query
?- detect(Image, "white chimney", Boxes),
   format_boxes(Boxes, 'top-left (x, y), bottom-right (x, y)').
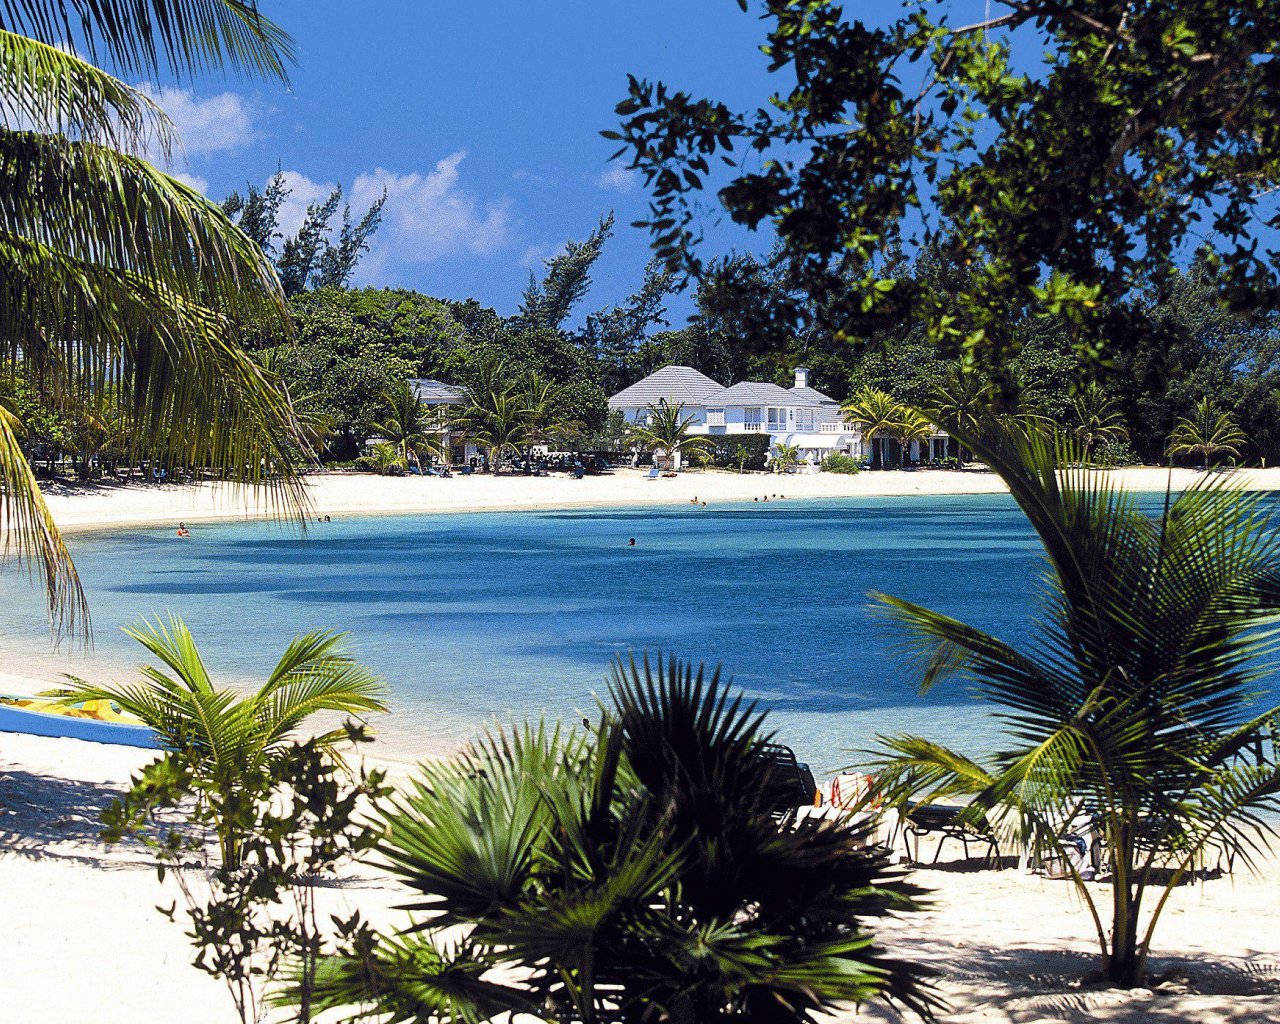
top-left (794, 366), bottom-right (810, 389)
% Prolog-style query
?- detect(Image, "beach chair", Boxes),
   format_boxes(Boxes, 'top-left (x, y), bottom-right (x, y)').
top-left (645, 466), bottom-right (660, 480)
top-left (901, 801), bottom-right (1001, 866)
top-left (757, 743), bottom-right (818, 812)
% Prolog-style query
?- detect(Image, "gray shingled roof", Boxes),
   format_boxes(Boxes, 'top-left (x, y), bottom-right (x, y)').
top-left (608, 365), bottom-right (726, 408)
top-left (718, 381), bottom-right (815, 406)
top-left (410, 379), bottom-right (468, 404)
top-left (790, 385), bottom-right (840, 406)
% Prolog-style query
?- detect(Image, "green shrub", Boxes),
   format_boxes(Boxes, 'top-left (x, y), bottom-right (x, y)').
top-left (1091, 438), bottom-right (1141, 467)
top-left (709, 433), bottom-right (770, 471)
top-left (821, 451), bottom-right (862, 474)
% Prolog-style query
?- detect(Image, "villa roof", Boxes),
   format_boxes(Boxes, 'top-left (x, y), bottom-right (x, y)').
top-left (410, 379), bottom-right (468, 404)
top-left (718, 381), bottom-right (813, 406)
top-left (608, 365), bottom-right (726, 408)
top-left (790, 384), bottom-right (840, 406)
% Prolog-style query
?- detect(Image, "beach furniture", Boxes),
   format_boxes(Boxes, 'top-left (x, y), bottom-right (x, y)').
top-left (900, 801), bottom-right (1002, 866)
top-left (645, 466), bottom-right (661, 479)
top-left (757, 742), bottom-right (819, 811)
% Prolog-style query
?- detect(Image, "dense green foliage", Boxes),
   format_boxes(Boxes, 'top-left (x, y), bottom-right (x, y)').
top-left (611, 0), bottom-right (1280, 396)
top-left (301, 656), bottom-right (935, 1023)
top-left (865, 415), bottom-right (1280, 986)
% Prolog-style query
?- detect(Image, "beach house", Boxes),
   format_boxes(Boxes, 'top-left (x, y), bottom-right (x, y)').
top-left (408, 378), bottom-right (483, 466)
top-left (609, 366), bottom-right (873, 466)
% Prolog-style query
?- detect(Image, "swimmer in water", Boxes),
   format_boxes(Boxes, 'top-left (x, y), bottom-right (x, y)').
top-left (628, 537), bottom-right (636, 547)
top-left (176, 522), bottom-right (190, 538)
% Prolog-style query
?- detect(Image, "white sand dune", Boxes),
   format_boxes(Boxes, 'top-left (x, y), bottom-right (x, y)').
top-left (2, 731), bottom-right (1276, 1024)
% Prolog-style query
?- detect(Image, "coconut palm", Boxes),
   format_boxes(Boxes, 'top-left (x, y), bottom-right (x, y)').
top-left (1167, 398), bottom-right (1246, 470)
top-left (770, 441), bottom-right (801, 474)
top-left (895, 410), bottom-right (937, 465)
top-left (931, 366), bottom-right (992, 465)
top-left (52, 615), bottom-right (386, 867)
top-left (864, 413), bottom-right (1280, 987)
top-left (299, 656), bottom-right (935, 1023)
top-left (627, 401), bottom-right (712, 470)
top-left (459, 383), bottom-right (530, 474)
top-left (1, 3), bottom-right (303, 633)
top-left (842, 388), bottom-right (904, 469)
top-left (521, 370), bottom-right (574, 447)
top-left (375, 379), bottom-right (443, 470)
top-left (1070, 382), bottom-right (1128, 463)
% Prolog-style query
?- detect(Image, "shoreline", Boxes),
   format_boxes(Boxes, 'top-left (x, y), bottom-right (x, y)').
top-left (39, 464), bottom-right (1280, 536)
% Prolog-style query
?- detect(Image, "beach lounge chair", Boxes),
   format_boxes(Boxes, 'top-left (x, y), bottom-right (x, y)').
top-left (645, 466), bottom-right (660, 480)
top-left (901, 801), bottom-right (1002, 866)
top-left (757, 743), bottom-right (818, 812)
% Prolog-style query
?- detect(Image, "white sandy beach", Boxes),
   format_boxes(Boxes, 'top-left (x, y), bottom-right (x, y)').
top-left (2, 730), bottom-right (1277, 1024)
top-left (39, 464), bottom-right (1280, 534)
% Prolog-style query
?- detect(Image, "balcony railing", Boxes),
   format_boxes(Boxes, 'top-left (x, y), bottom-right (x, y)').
top-left (819, 422), bottom-right (859, 433)
top-left (743, 422), bottom-right (763, 432)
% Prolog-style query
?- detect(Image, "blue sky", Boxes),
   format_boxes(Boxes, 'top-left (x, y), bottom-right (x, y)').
top-left (144, 0), bottom-right (815, 323)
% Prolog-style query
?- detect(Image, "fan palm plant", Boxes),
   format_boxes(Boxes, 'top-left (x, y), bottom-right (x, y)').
top-left (375, 378), bottom-right (442, 470)
top-left (863, 412), bottom-right (1280, 987)
top-left (1070, 382), bottom-right (1128, 464)
top-left (301, 655), bottom-right (935, 1023)
top-left (52, 615), bottom-right (387, 867)
top-left (0, 2), bottom-right (304, 634)
top-left (770, 441), bottom-right (800, 474)
top-left (1166, 398), bottom-right (1246, 470)
top-left (842, 388), bottom-right (904, 470)
top-left (626, 401), bottom-right (712, 470)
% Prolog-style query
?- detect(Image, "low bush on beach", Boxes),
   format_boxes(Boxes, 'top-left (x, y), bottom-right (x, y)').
top-left (821, 452), bottom-right (862, 474)
top-left (300, 656), bottom-right (936, 1023)
top-left (65, 617), bottom-right (389, 1024)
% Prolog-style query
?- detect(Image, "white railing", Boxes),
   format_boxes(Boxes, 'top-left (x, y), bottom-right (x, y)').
top-left (743, 422), bottom-right (763, 432)
top-left (819, 422), bottom-right (859, 434)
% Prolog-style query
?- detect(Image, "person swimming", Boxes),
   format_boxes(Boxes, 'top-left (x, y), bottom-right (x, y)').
top-left (628, 537), bottom-right (636, 547)
top-left (176, 522), bottom-right (190, 538)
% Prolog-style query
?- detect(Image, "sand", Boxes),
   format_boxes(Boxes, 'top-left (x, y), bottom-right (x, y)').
top-left (2, 730), bottom-right (1277, 1024)
top-left (37, 465), bottom-right (1280, 534)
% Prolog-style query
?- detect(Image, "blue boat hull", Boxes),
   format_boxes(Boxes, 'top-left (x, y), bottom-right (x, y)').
top-left (0, 704), bottom-right (159, 748)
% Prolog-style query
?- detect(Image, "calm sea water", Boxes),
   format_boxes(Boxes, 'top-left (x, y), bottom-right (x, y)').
top-left (0, 494), bottom-right (1215, 773)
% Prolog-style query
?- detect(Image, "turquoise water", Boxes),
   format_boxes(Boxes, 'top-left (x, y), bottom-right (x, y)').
top-left (0, 496), bottom-right (1067, 771)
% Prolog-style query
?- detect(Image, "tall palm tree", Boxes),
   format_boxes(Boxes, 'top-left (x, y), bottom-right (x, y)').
top-left (931, 366), bottom-right (993, 465)
top-left (865, 414), bottom-right (1280, 987)
top-left (895, 409), bottom-right (936, 465)
top-left (53, 614), bottom-right (386, 867)
top-left (1070, 382), bottom-right (1128, 463)
top-left (459, 383), bottom-right (530, 474)
top-left (376, 379), bottom-right (443, 470)
top-left (627, 401), bottom-right (712, 470)
top-left (842, 388), bottom-right (904, 469)
top-left (1167, 397), bottom-right (1246, 470)
top-left (1, 3), bottom-right (304, 633)
top-left (521, 370), bottom-right (573, 448)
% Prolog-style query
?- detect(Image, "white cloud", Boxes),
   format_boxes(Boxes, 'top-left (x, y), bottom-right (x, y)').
top-left (169, 169), bottom-right (209, 194)
top-left (266, 152), bottom-right (513, 281)
top-left (138, 84), bottom-right (257, 158)
top-left (595, 164), bottom-right (638, 193)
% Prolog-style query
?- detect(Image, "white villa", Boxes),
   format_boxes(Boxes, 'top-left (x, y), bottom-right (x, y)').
top-left (609, 365), bottom-right (950, 468)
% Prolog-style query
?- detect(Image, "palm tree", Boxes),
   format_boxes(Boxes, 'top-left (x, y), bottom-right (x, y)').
top-left (932, 366), bottom-right (993, 450)
top-left (895, 409), bottom-right (936, 465)
top-left (299, 656), bottom-right (936, 1023)
top-left (459, 383), bottom-right (530, 474)
top-left (864, 414), bottom-right (1280, 987)
top-left (1, 3), bottom-right (304, 633)
top-left (376, 379), bottom-right (443, 471)
top-left (52, 615), bottom-right (386, 867)
top-left (1167, 397), bottom-right (1246, 470)
top-left (842, 388), bottom-right (905, 469)
top-left (627, 401), bottom-right (712, 470)
top-left (770, 441), bottom-right (801, 474)
top-left (1070, 382), bottom-right (1128, 463)
top-left (521, 371), bottom-right (573, 448)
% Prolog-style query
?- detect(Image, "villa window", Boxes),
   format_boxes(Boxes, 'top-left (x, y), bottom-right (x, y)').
top-left (743, 407), bottom-right (762, 431)
top-left (796, 409), bottom-right (814, 431)
top-left (707, 407), bottom-right (725, 427)
top-left (767, 407), bottom-right (786, 431)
